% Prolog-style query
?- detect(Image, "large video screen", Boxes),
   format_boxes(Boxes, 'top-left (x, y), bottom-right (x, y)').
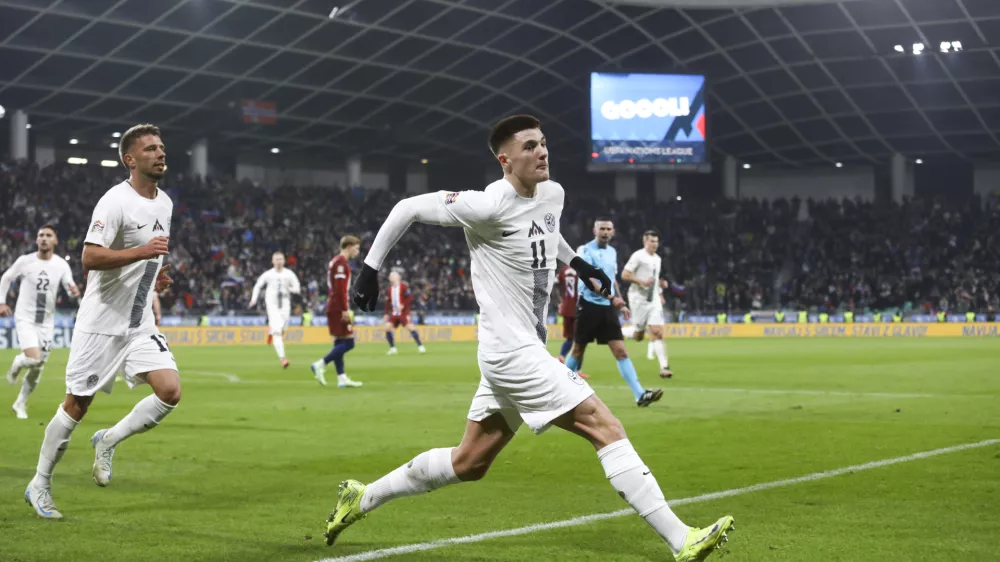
top-left (589, 72), bottom-right (709, 173)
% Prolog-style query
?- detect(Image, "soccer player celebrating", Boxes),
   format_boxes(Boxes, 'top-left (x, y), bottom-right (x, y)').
top-left (322, 115), bottom-right (734, 561)
top-left (1, 225), bottom-right (79, 419)
top-left (310, 236), bottom-right (364, 388)
top-left (622, 230), bottom-right (673, 378)
top-left (25, 124), bottom-right (180, 519)
top-left (567, 219), bottom-right (663, 407)
top-left (383, 271), bottom-right (426, 355)
top-left (249, 251), bottom-right (301, 368)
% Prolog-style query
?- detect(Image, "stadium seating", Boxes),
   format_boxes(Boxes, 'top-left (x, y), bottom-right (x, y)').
top-left (2, 160), bottom-right (998, 318)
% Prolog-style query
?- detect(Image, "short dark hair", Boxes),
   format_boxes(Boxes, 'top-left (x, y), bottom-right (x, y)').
top-left (643, 229), bottom-right (660, 239)
top-left (594, 217), bottom-right (614, 225)
top-left (119, 123), bottom-right (162, 166)
top-left (340, 235), bottom-right (361, 249)
top-left (488, 114), bottom-right (541, 156)
top-left (38, 224), bottom-right (57, 236)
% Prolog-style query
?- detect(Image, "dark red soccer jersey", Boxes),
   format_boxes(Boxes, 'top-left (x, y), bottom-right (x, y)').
top-left (327, 254), bottom-right (350, 312)
top-left (384, 282), bottom-right (413, 316)
top-left (557, 265), bottom-right (578, 318)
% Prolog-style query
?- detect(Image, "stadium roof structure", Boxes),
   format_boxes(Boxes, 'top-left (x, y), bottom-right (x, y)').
top-left (2, 0), bottom-right (1000, 167)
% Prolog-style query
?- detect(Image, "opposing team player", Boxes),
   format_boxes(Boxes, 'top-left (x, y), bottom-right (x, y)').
top-left (310, 236), bottom-right (364, 388)
top-left (25, 124), bottom-right (180, 519)
top-left (0, 225), bottom-right (79, 419)
top-left (383, 271), bottom-right (426, 355)
top-left (622, 230), bottom-right (673, 378)
top-left (555, 263), bottom-right (577, 362)
top-left (249, 251), bottom-right (301, 369)
top-left (567, 219), bottom-right (663, 407)
top-left (322, 115), bottom-right (734, 561)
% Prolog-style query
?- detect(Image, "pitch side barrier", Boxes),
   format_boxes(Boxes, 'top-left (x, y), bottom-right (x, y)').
top-left (2, 320), bottom-right (997, 349)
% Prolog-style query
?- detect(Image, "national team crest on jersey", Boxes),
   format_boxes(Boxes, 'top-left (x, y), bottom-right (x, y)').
top-left (152, 219), bottom-right (165, 232)
top-left (528, 220), bottom-right (545, 237)
top-left (445, 192), bottom-right (459, 205)
top-left (90, 220), bottom-right (104, 233)
top-left (545, 213), bottom-right (556, 233)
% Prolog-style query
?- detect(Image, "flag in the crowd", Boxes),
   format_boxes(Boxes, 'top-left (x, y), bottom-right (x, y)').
top-left (200, 210), bottom-right (220, 221)
top-left (242, 100), bottom-right (277, 125)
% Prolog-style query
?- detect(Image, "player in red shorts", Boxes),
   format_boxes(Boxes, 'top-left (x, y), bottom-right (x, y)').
top-left (556, 263), bottom-right (588, 379)
top-left (384, 272), bottom-right (426, 355)
top-left (310, 235), bottom-right (363, 388)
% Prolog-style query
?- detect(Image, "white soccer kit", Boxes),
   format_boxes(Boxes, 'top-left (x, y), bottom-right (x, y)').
top-left (66, 181), bottom-right (176, 396)
top-left (0, 253), bottom-right (76, 358)
top-left (251, 268), bottom-right (301, 335)
top-left (365, 179), bottom-right (594, 434)
top-left (624, 249), bottom-right (664, 330)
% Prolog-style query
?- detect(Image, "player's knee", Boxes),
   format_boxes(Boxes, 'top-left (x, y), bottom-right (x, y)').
top-left (570, 344), bottom-right (585, 359)
top-left (633, 330), bottom-right (645, 342)
top-left (63, 394), bottom-right (92, 421)
top-left (155, 383), bottom-right (182, 406)
top-left (452, 454), bottom-right (493, 482)
top-left (610, 346), bottom-right (629, 361)
top-left (24, 348), bottom-right (42, 361)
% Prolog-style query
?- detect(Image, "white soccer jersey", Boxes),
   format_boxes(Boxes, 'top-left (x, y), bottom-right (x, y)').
top-left (366, 179), bottom-right (577, 353)
top-left (624, 249), bottom-right (662, 305)
top-left (250, 268), bottom-right (301, 312)
top-left (75, 181), bottom-right (173, 336)
top-left (0, 253), bottom-right (76, 330)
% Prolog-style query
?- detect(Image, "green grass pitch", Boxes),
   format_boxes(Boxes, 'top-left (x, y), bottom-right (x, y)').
top-left (1, 338), bottom-right (998, 562)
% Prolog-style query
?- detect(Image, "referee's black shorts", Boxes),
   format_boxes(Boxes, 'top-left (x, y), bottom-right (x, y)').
top-left (573, 298), bottom-right (624, 345)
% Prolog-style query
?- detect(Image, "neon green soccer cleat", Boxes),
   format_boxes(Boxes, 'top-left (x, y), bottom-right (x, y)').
top-left (323, 479), bottom-right (367, 546)
top-left (675, 515), bottom-right (735, 562)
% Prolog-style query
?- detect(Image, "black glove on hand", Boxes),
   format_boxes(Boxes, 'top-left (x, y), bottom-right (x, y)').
top-left (352, 264), bottom-right (380, 311)
top-left (570, 256), bottom-right (612, 298)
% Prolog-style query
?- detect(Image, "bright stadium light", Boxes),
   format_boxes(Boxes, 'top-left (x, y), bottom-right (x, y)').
top-left (69, 138), bottom-right (78, 145)
top-left (100, 160), bottom-right (118, 168)
top-left (743, 163), bottom-right (751, 169)
top-left (67, 157), bottom-right (87, 165)
top-left (894, 44), bottom-right (904, 53)
top-left (420, 158), bottom-right (429, 165)
top-left (112, 132), bottom-right (121, 138)
top-left (110, 142), bottom-right (118, 148)
top-left (915, 158), bottom-right (924, 164)
top-left (25, 123), bottom-right (31, 129)
top-left (836, 162), bottom-right (843, 168)
top-left (270, 147), bottom-right (280, 154)
top-left (676, 195), bottom-right (682, 201)
top-left (952, 41), bottom-right (963, 52)
top-left (940, 41), bottom-right (952, 53)
top-left (912, 43), bottom-right (924, 55)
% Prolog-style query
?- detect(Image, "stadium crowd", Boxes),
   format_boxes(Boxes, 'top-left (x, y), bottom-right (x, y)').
top-left (2, 159), bottom-right (998, 319)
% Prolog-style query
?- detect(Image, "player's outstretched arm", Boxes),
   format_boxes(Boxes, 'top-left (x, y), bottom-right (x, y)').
top-left (557, 236), bottom-right (612, 298)
top-left (81, 238), bottom-right (168, 271)
top-left (0, 258), bottom-right (23, 314)
top-left (249, 273), bottom-right (267, 307)
top-left (353, 191), bottom-right (496, 311)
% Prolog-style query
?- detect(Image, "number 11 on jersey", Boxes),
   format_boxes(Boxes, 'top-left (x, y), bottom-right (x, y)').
top-left (530, 240), bottom-right (547, 269)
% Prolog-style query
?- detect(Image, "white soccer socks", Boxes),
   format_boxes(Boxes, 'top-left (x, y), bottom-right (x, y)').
top-left (272, 335), bottom-right (286, 360)
top-left (7, 353), bottom-right (42, 384)
top-left (360, 447), bottom-right (461, 514)
top-left (652, 339), bottom-right (669, 370)
top-left (13, 366), bottom-right (43, 417)
top-left (101, 394), bottom-right (175, 447)
top-left (33, 405), bottom-right (79, 488)
top-left (598, 439), bottom-right (689, 554)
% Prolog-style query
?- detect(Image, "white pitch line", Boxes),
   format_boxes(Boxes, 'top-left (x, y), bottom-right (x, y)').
top-left (591, 385), bottom-right (938, 399)
top-left (184, 370), bottom-right (241, 383)
top-left (316, 438), bottom-right (1000, 562)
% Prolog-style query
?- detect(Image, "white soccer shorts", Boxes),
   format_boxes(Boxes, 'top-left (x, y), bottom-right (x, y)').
top-left (15, 322), bottom-right (53, 361)
top-left (469, 343), bottom-right (595, 435)
top-left (267, 307), bottom-right (291, 335)
top-left (65, 329), bottom-right (178, 396)
top-left (630, 300), bottom-right (664, 332)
